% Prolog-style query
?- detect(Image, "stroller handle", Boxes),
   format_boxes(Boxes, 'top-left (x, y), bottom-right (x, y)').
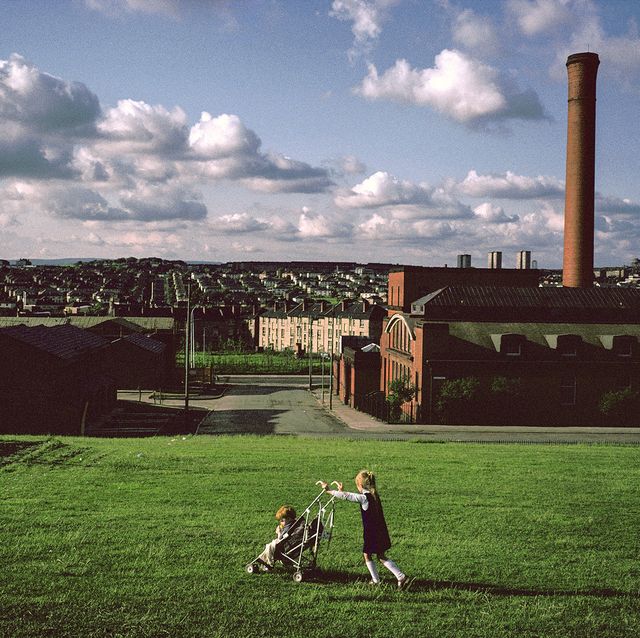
top-left (315, 480), bottom-right (341, 490)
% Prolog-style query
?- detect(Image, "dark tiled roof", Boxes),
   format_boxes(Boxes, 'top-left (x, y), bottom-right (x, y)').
top-left (0, 324), bottom-right (110, 360)
top-left (122, 333), bottom-right (166, 354)
top-left (411, 286), bottom-right (640, 318)
top-left (416, 286), bottom-right (640, 309)
top-left (0, 317), bottom-right (175, 330)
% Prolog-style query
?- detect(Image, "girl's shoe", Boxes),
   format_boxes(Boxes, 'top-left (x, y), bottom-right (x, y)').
top-left (397, 575), bottom-right (407, 590)
top-left (368, 580), bottom-right (380, 586)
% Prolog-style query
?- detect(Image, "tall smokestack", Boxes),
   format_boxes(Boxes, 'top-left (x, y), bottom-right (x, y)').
top-left (562, 52), bottom-right (599, 288)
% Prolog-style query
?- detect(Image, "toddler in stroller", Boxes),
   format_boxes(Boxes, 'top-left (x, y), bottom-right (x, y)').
top-left (246, 482), bottom-right (338, 582)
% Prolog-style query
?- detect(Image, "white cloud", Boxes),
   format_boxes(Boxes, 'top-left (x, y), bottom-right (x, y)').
top-left (596, 195), bottom-right (640, 215)
top-left (188, 112), bottom-right (260, 159)
top-left (508, 0), bottom-right (571, 36)
top-left (452, 9), bottom-right (500, 56)
top-left (356, 50), bottom-right (546, 125)
top-left (509, 1), bottom-right (640, 85)
top-left (216, 213), bottom-right (270, 234)
top-left (0, 54), bottom-right (100, 134)
top-left (335, 171), bottom-right (435, 208)
top-left (329, 0), bottom-right (399, 60)
top-left (118, 183), bottom-right (207, 221)
top-left (297, 210), bottom-right (353, 239)
top-left (473, 202), bottom-right (519, 224)
top-left (323, 154), bottom-right (367, 180)
top-left (99, 99), bottom-right (188, 153)
top-left (457, 170), bottom-right (565, 199)
top-left (84, 0), bottom-right (179, 18)
top-left (231, 241), bottom-right (261, 253)
top-left (357, 212), bottom-right (455, 241)
top-left (335, 171), bottom-right (472, 219)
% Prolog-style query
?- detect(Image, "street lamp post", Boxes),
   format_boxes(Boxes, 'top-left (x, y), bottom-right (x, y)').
top-left (308, 318), bottom-right (313, 391)
top-left (184, 284), bottom-right (191, 425)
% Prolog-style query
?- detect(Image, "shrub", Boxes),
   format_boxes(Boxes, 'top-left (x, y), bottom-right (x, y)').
top-left (598, 387), bottom-right (640, 426)
top-left (386, 378), bottom-right (417, 422)
top-left (435, 377), bottom-right (481, 424)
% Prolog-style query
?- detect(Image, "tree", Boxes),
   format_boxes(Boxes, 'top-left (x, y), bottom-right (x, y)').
top-left (386, 378), bottom-right (417, 423)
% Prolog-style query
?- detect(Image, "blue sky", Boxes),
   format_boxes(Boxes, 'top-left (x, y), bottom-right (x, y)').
top-left (1, 0), bottom-right (639, 267)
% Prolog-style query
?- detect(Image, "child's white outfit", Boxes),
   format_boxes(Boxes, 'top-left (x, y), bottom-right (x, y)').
top-left (258, 520), bottom-right (293, 567)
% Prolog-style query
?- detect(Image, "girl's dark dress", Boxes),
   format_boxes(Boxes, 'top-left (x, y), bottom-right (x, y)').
top-left (361, 492), bottom-right (391, 554)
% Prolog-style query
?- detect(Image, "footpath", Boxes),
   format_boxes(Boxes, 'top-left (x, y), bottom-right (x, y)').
top-left (310, 388), bottom-right (640, 444)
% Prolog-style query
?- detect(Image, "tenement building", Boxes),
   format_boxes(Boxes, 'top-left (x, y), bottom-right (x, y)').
top-left (258, 299), bottom-right (386, 354)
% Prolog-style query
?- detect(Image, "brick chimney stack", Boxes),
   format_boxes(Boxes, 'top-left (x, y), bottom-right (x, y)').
top-left (562, 52), bottom-right (599, 288)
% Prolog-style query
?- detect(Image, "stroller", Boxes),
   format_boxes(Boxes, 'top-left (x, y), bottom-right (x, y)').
top-left (245, 482), bottom-right (338, 582)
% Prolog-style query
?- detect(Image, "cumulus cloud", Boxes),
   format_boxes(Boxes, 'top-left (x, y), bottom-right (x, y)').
top-left (118, 183), bottom-right (207, 221)
top-left (99, 99), bottom-right (188, 153)
top-left (215, 213), bottom-right (270, 234)
top-left (0, 54), bottom-right (334, 230)
top-left (473, 202), bottom-right (519, 224)
top-left (335, 171), bottom-right (472, 219)
top-left (186, 113), bottom-right (332, 192)
top-left (0, 54), bottom-right (100, 134)
top-left (329, 0), bottom-right (399, 60)
top-left (231, 241), bottom-right (261, 253)
top-left (509, 0), bottom-right (640, 85)
top-left (297, 209), bottom-right (354, 239)
top-left (356, 50), bottom-right (546, 125)
top-left (596, 195), bottom-right (640, 215)
top-left (457, 170), bottom-right (565, 199)
top-left (329, 154), bottom-right (367, 177)
top-left (452, 8), bottom-right (500, 56)
top-left (188, 112), bottom-right (259, 159)
top-left (15, 181), bottom-right (206, 222)
top-left (358, 212), bottom-right (456, 242)
top-left (507, 0), bottom-right (571, 36)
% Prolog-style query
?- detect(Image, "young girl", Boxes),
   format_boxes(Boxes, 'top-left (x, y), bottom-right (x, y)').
top-left (320, 470), bottom-right (407, 588)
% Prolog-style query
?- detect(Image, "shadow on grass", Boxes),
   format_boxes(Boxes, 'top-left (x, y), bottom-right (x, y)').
top-left (310, 570), bottom-right (639, 598)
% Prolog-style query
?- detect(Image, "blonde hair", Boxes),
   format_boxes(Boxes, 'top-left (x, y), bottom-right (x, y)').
top-left (356, 470), bottom-right (379, 500)
top-left (275, 505), bottom-right (296, 521)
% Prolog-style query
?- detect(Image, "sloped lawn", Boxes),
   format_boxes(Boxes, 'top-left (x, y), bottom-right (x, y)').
top-left (1, 435), bottom-right (639, 637)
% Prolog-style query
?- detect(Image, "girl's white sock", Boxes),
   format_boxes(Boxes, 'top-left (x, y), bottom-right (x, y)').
top-left (365, 560), bottom-right (380, 583)
top-left (381, 559), bottom-right (404, 580)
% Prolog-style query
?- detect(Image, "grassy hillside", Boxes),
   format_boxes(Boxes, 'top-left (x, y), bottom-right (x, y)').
top-left (1, 436), bottom-right (639, 638)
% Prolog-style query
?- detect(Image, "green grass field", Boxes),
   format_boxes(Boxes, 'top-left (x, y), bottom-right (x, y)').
top-left (1, 436), bottom-right (639, 638)
top-left (177, 351), bottom-right (325, 375)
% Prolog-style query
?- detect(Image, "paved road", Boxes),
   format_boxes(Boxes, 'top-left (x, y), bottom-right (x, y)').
top-left (197, 375), bottom-right (347, 435)
top-left (119, 376), bottom-right (640, 443)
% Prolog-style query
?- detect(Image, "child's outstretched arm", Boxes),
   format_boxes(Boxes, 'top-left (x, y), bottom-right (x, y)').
top-left (318, 481), bottom-right (367, 505)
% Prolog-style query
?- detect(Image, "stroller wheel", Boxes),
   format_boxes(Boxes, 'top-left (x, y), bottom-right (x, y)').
top-left (293, 571), bottom-right (304, 583)
top-left (245, 563), bottom-right (256, 574)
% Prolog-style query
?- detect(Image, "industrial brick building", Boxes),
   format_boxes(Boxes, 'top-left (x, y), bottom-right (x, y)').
top-left (380, 285), bottom-right (640, 425)
top-left (341, 51), bottom-right (640, 426)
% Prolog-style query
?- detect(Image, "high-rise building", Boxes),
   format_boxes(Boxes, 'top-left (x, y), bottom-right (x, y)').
top-left (457, 254), bottom-right (471, 268)
top-left (488, 251), bottom-right (502, 269)
top-left (517, 251), bottom-right (532, 270)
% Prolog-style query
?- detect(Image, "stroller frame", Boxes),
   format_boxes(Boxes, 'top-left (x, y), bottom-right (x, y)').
top-left (246, 485), bottom-right (337, 582)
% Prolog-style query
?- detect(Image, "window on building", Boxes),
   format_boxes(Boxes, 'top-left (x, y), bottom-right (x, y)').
top-left (501, 334), bottom-right (524, 357)
top-left (557, 334), bottom-right (581, 357)
top-left (560, 376), bottom-right (576, 406)
top-left (613, 335), bottom-right (637, 357)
